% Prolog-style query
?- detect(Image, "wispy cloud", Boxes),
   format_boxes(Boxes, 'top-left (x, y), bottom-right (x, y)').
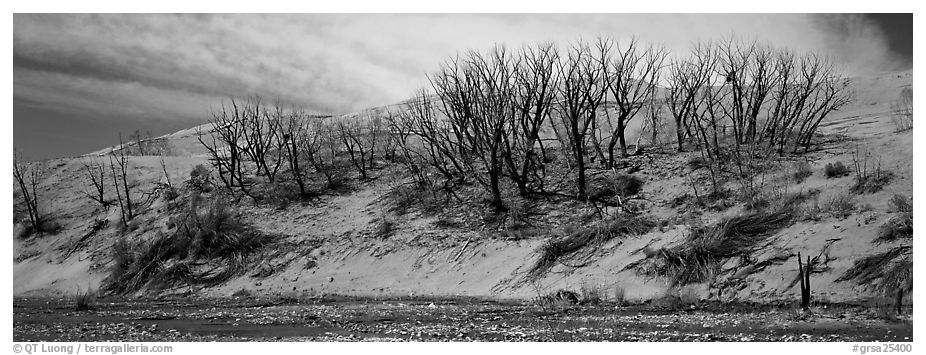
top-left (14, 13), bottom-right (905, 126)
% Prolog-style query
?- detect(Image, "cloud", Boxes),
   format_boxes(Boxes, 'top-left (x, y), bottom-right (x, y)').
top-left (14, 13), bottom-right (905, 126)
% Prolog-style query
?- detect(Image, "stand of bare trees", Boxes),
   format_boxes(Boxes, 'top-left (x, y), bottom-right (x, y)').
top-left (664, 38), bottom-right (852, 194)
top-left (601, 37), bottom-right (668, 166)
top-left (193, 35), bottom-right (850, 212)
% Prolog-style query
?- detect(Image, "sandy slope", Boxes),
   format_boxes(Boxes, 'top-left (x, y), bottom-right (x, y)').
top-left (13, 70), bottom-right (912, 305)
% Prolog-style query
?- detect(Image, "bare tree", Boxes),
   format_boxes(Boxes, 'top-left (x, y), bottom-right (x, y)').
top-left (198, 99), bottom-right (252, 197)
top-left (336, 112), bottom-right (380, 181)
top-left (110, 134), bottom-right (134, 223)
top-left (665, 42), bottom-right (716, 152)
top-left (603, 37), bottom-right (668, 164)
top-left (241, 97), bottom-right (284, 182)
top-left (385, 103), bottom-right (431, 187)
top-left (305, 119), bottom-right (342, 188)
top-left (431, 46), bottom-right (517, 208)
top-left (13, 150), bottom-right (44, 232)
top-left (553, 40), bottom-right (609, 198)
top-left (81, 158), bottom-right (112, 208)
top-left (504, 42), bottom-right (560, 196)
top-left (279, 109), bottom-right (314, 196)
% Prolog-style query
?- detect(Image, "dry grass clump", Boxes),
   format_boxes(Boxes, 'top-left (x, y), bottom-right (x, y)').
top-left (803, 192), bottom-right (855, 220)
top-left (73, 287), bottom-right (96, 311)
top-left (649, 209), bottom-right (794, 285)
top-left (589, 173), bottom-right (644, 203)
top-left (103, 192), bottom-right (279, 294)
top-left (531, 214), bottom-right (656, 276)
top-left (837, 246), bottom-right (911, 296)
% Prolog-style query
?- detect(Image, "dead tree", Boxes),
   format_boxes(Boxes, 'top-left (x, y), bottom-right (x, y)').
top-left (665, 42), bottom-right (716, 153)
top-left (797, 252), bottom-right (812, 309)
top-left (505, 42), bottom-right (559, 196)
top-left (336, 112), bottom-right (380, 181)
top-left (279, 109), bottom-right (314, 196)
top-left (603, 37), bottom-right (667, 164)
top-left (242, 98), bottom-right (284, 183)
top-left (553, 40), bottom-right (609, 199)
top-left (110, 134), bottom-right (134, 223)
top-left (81, 158), bottom-right (112, 208)
top-left (13, 150), bottom-right (43, 232)
top-left (386, 104), bottom-right (431, 187)
top-left (305, 119), bottom-right (341, 188)
top-left (198, 99), bottom-right (252, 198)
top-left (431, 46), bottom-right (516, 209)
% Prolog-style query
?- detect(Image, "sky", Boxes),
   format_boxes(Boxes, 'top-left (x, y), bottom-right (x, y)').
top-left (12, 13), bottom-right (914, 160)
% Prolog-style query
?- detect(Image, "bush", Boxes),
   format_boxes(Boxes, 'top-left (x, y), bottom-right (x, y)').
top-left (851, 172), bottom-right (893, 194)
top-left (793, 161), bottom-right (813, 183)
top-left (824, 162), bottom-right (850, 178)
top-left (103, 193), bottom-right (279, 294)
top-left (578, 284), bottom-right (604, 305)
top-left (16, 217), bottom-right (62, 239)
top-left (851, 148), bottom-right (893, 194)
top-left (876, 212), bottom-right (912, 243)
top-left (687, 156), bottom-right (709, 170)
top-left (589, 173), bottom-right (644, 204)
top-left (888, 194), bottom-right (912, 213)
top-left (188, 164), bottom-right (212, 192)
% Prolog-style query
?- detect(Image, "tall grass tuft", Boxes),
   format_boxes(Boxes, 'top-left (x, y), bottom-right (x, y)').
top-left (650, 209), bottom-right (794, 285)
top-left (531, 214), bottom-right (656, 276)
top-left (103, 192), bottom-right (278, 294)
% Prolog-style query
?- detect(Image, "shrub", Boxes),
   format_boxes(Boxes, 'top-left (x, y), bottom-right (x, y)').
top-left (188, 164), bottom-right (212, 192)
top-left (589, 173), bottom-right (644, 203)
top-left (793, 161), bottom-right (813, 183)
top-left (687, 156), bottom-right (709, 170)
top-left (824, 162), bottom-right (850, 178)
top-left (578, 284), bottom-right (604, 305)
top-left (888, 194), bottom-right (912, 213)
top-left (535, 289), bottom-right (580, 309)
top-left (851, 148), bottom-right (893, 193)
top-left (103, 193), bottom-right (279, 294)
top-left (851, 172), bottom-right (893, 194)
top-left (876, 212), bottom-right (912, 243)
top-left (16, 217), bottom-right (62, 239)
